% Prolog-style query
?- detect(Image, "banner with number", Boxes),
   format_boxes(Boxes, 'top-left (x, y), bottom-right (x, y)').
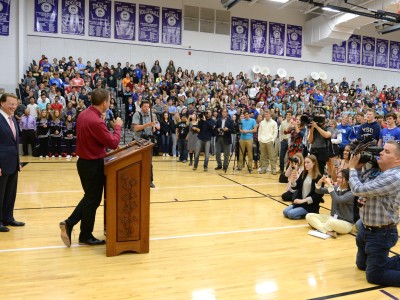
top-left (286, 24), bottom-right (302, 58)
top-left (268, 22), bottom-right (285, 56)
top-left (61, 0), bottom-right (85, 35)
top-left (347, 34), bottom-right (361, 64)
top-left (0, 0), bottom-right (11, 36)
top-left (361, 36), bottom-right (375, 66)
top-left (375, 39), bottom-right (388, 68)
top-left (332, 41), bottom-right (346, 63)
top-left (114, 1), bottom-right (136, 40)
top-left (389, 41), bottom-right (400, 69)
top-left (88, 0), bottom-right (111, 38)
top-left (138, 4), bottom-right (160, 43)
top-left (34, 0), bottom-right (58, 33)
top-left (250, 19), bottom-right (267, 54)
top-left (162, 7), bottom-right (182, 45)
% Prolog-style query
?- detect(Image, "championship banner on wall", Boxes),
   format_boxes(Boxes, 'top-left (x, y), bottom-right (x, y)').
top-left (361, 36), bottom-right (375, 66)
top-left (114, 1), bottom-right (136, 40)
top-left (332, 41), bottom-right (346, 63)
top-left (375, 38), bottom-right (388, 68)
top-left (268, 22), bottom-right (285, 56)
top-left (231, 17), bottom-right (249, 52)
top-left (138, 4), bottom-right (160, 43)
top-left (286, 24), bottom-right (302, 58)
top-left (0, 0), bottom-right (11, 36)
top-left (347, 34), bottom-right (361, 64)
top-left (89, 0), bottom-right (111, 38)
top-left (61, 0), bottom-right (85, 35)
top-left (162, 7), bottom-right (182, 45)
top-left (250, 19), bottom-right (267, 54)
top-left (389, 40), bottom-right (400, 69)
top-left (34, 0), bottom-right (58, 33)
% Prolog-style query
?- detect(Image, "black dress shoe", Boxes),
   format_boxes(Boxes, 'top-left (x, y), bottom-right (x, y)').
top-left (59, 220), bottom-right (73, 247)
top-left (79, 237), bottom-right (105, 246)
top-left (214, 166), bottom-right (222, 170)
top-left (150, 182), bottom-right (155, 188)
top-left (0, 225), bottom-right (10, 232)
top-left (4, 220), bottom-right (25, 226)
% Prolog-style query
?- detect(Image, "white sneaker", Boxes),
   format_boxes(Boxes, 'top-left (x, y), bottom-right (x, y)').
top-left (52, 155), bottom-right (55, 158)
top-left (45, 155), bottom-right (49, 158)
top-left (66, 155), bottom-right (71, 159)
top-left (39, 155), bottom-right (43, 158)
top-left (166, 154), bottom-right (170, 157)
top-left (257, 167), bottom-right (262, 172)
top-left (266, 167), bottom-right (271, 172)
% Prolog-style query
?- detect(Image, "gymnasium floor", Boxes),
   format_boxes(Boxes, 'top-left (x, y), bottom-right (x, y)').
top-left (1, 155), bottom-right (399, 299)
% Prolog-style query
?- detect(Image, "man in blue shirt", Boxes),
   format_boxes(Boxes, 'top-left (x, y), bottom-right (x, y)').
top-left (356, 109), bottom-right (380, 142)
top-left (238, 111), bottom-right (257, 171)
top-left (378, 113), bottom-right (400, 147)
top-left (337, 114), bottom-right (352, 158)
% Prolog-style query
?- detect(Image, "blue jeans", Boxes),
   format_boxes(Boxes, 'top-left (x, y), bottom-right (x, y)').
top-left (193, 140), bottom-right (210, 168)
top-left (356, 221), bottom-right (400, 286)
top-left (161, 134), bottom-right (170, 154)
top-left (283, 205), bottom-right (308, 220)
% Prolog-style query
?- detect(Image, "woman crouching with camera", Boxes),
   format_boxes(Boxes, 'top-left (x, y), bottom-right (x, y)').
top-left (306, 169), bottom-right (355, 238)
top-left (281, 153), bottom-right (304, 201)
top-left (283, 155), bottom-right (323, 219)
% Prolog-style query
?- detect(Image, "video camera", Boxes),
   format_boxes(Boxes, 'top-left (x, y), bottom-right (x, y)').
top-left (300, 106), bottom-right (326, 128)
top-left (350, 135), bottom-right (382, 164)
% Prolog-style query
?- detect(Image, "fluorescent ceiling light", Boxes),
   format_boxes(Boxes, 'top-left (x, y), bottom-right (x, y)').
top-left (322, 6), bottom-right (340, 12)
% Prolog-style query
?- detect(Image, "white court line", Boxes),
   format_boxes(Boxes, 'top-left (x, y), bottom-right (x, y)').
top-left (17, 183), bottom-right (280, 195)
top-left (0, 224), bottom-right (308, 253)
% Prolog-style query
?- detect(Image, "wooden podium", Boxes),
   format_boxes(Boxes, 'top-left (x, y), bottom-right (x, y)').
top-left (104, 140), bottom-right (153, 257)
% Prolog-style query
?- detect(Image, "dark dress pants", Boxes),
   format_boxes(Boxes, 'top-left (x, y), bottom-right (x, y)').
top-left (0, 170), bottom-right (18, 224)
top-left (279, 140), bottom-right (288, 172)
top-left (22, 129), bottom-right (35, 155)
top-left (67, 158), bottom-right (104, 241)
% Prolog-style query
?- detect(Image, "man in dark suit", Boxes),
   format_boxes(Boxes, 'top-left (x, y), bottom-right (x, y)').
top-left (215, 108), bottom-right (235, 171)
top-left (0, 93), bottom-right (25, 232)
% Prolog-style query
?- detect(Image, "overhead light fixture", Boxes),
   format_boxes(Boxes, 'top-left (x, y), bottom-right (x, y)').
top-left (322, 6), bottom-right (340, 13)
top-left (269, 0), bottom-right (290, 3)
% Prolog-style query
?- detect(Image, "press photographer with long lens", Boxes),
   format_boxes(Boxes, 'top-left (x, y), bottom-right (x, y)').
top-left (132, 100), bottom-right (159, 188)
top-left (349, 140), bottom-right (400, 287)
top-left (306, 108), bottom-right (332, 175)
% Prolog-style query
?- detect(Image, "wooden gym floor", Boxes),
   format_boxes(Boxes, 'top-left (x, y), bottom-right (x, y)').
top-left (1, 155), bottom-right (399, 299)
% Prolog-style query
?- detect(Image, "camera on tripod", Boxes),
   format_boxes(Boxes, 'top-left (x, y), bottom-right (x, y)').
top-left (350, 135), bottom-right (383, 164)
top-left (300, 106), bottom-right (327, 128)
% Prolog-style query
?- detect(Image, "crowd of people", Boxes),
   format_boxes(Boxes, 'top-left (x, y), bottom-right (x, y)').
top-left (11, 54), bottom-right (400, 286)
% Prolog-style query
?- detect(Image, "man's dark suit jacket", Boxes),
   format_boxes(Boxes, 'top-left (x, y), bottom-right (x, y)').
top-left (0, 113), bottom-right (19, 174)
top-left (215, 117), bottom-right (235, 145)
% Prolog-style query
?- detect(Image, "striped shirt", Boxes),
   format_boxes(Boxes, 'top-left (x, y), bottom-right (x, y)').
top-left (349, 166), bottom-right (400, 226)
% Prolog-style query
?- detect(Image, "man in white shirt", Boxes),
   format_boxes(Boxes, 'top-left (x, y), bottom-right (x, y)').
top-left (26, 97), bottom-right (40, 119)
top-left (258, 109), bottom-right (278, 174)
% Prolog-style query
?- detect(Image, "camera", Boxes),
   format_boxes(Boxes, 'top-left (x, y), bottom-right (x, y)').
top-left (218, 128), bottom-right (225, 136)
top-left (198, 112), bottom-right (204, 119)
top-left (350, 135), bottom-right (382, 164)
top-left (289, 157), bottom-right (299, 170)
top-left (300, 106), bottom-right (326, 128)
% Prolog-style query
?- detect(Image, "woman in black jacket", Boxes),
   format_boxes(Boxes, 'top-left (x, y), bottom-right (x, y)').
top-left (160, 112), bottom-right (173, 156)
top-left (283, 154), bottom-right (323, 219)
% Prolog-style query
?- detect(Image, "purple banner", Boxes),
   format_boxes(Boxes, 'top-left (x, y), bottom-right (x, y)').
top-left (34, 0), bottom-right (58, 33)
top-left (375, 39), bottom-right (388, 68)
top-left (250, 19), bottom-right (267, 54)
top-left (162, 7), bottom-right (182, 45)
top-left (138, 4), bottom-right (160, 43)
top-left (61, 0), bottom-right (85, 35)
top-left (332, 41), bottom-right (346, 63)
top-left (361, 36), bottom-right (375, 66)
top-left (0, 0), bottom-right (11, 36)
top-left (347, 34), bottom-right (361, 64)
top-left (88, 0), bottom-right (111, 38)
top-left (114, 1), bottom-right (136, 40)
top-left (286, 24), bottom-right (302, 58)
top-left (268, 22), bottom-right (285, 56)
top-left (231, 17), bottom-right (248, 52)
top-left (389, 41), bottom-right (400, 70)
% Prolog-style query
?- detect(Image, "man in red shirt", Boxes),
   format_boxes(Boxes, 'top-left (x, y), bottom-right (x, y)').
top-left (50, 96), bottom-right (63, 112)
top-left (71, 73), bottom-right (84, 92)
top-left (59, 89), bottom-right (123, 247)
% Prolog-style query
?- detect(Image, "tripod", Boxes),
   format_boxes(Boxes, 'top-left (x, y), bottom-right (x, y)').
top-left (225, 134), bottom-right (252, 174)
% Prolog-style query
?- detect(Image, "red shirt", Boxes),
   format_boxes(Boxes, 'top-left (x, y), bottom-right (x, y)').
top-left (51, 102), bottom-right (63, 111)
top-left (76, 106), bottom-right (121, 159)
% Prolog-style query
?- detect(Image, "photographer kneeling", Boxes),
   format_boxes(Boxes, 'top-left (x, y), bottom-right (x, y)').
top-left (306, 169), bottom-right (355, 238)
top-left (349, 140), bottom-right (400, 287)
top-left (132, 100), bottom-right (160, 188)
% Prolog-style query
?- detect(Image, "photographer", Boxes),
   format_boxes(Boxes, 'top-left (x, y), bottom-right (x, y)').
top-left (132, 100), bottom-right (160, 188)
top-left (281, 153), bottom-right (304, 201)
top-left (192, 109), bottom-right (215, 171)
top-left (349, 140), bottom-right (400, 286)
top-left (308, 114), bottom-right (332, 174)
top-left (214, 109), bottom-right (235, 171)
